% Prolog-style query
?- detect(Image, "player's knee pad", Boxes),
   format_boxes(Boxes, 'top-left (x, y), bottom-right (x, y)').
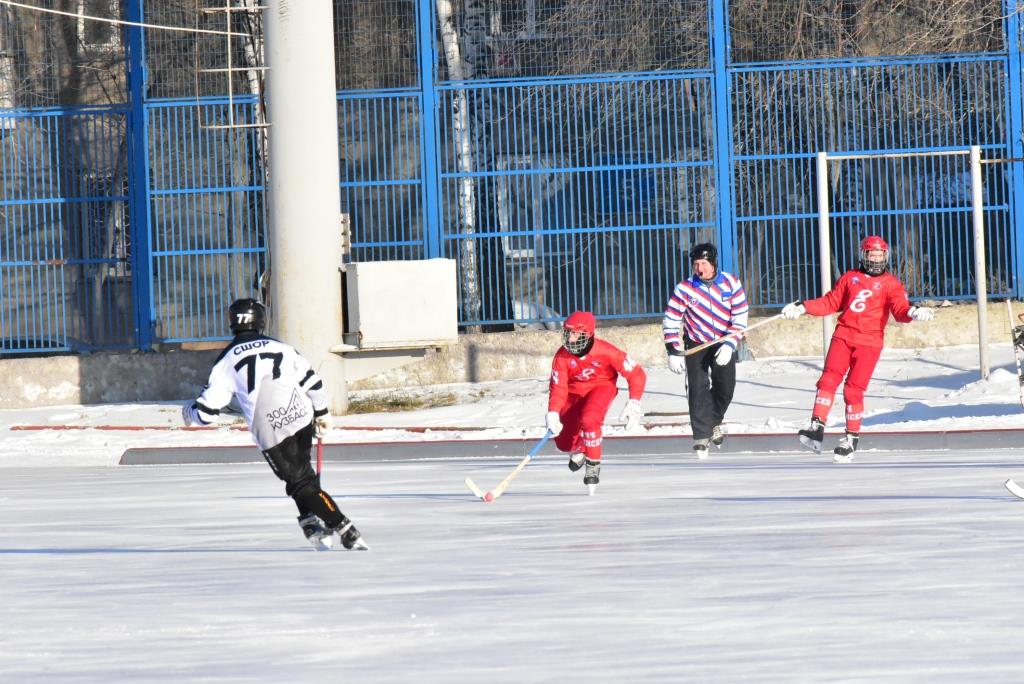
top-left (816, 371), bottom-right (843, 394)
top-left (280, 455), bottom-right (317, 492)
top-left (291, 477), bottom-right (342, 524)
top-left (554, 430), bottom-right (578, 453)
top-left (843, 384), bottom-right (866, 405)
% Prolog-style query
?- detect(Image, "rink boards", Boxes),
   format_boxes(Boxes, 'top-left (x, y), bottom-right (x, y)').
top-left (120, 428), bottom-right (1024, 465)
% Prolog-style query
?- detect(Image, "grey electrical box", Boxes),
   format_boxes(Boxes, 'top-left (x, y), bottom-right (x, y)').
top-left (340, 258), bottom-right (458, 350)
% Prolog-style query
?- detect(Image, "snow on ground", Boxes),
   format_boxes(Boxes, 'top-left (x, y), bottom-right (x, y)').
top-left (2, 344), bottom-right (1023, 466)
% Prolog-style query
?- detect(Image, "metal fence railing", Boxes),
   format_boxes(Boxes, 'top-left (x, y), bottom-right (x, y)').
top-left (730, 55), bottom-right (1012, 307)
top-left (433, 73), bottom-right (716, 326)
top-left (0, 107), bottom-right (132, 354)
top-left (2, 0), bottom-right (1023, 355)
top-left (146, 99), bottom-right (267, 343)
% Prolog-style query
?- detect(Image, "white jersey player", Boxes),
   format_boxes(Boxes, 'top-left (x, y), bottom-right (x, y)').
top-left (182, 298), bottom-right (367, 551)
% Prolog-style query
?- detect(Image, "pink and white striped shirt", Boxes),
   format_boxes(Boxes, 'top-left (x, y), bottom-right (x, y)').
top-left (662, 271), bottom-right (749, 350)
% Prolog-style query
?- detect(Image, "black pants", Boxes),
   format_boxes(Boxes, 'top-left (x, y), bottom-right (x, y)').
top-left (262, 423), bottom-right (345, 528)
top-left (684, 339), bottom-right (737, 441)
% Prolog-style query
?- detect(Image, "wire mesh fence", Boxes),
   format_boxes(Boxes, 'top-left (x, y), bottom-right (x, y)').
top-left (1, 0), bottom-right (1024, 353)
top-left (0, 108), bottom-right (132, 353)
top-left (728, 0), bottom-right (1004, 64)
top-left (0, 1), bottom-right (126, 108)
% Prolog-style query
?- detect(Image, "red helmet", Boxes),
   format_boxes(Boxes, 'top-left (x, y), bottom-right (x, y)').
top-left (859, 235), bottom-right (889, 275)
top-left (562, 311), bottom-right (596, 355)
top-left (860, 235), bottom-right (889, 252)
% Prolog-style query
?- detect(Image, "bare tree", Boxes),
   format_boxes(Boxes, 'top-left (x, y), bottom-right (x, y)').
top-left (436, 0), bottom-right (484, 328)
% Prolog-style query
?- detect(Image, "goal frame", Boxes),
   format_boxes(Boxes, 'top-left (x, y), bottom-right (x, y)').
top-left (815, 146), bottom-right (994, 378)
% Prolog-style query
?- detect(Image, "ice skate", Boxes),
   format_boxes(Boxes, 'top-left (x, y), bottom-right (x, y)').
top-left (583, 458), bottom-right (600, 495)
top-left (798, 418), bottom-right (825, 453)
top-left (298, 513), bottom-right (334, 551)
top-left (711, 424), bottom-right (724, 448)
top-left (568, 452), bottom-right (586, 472)
top-left (332, 518), bottom-right (369, 551)
top-left (693, 438), bottom-right (710, 460)
top-left (833, 432), bottom-right (859, 463)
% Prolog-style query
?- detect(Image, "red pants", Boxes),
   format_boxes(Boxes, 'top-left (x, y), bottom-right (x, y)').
top-left (811, 337), bottom-right (882, 433)
top-left (553, 384), bottom-right (618, 462)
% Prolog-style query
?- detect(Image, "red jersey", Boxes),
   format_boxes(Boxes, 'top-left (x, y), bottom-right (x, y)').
top-left (547, 339), bottom-right (646, 412)
top-left (803, 269), bottom-right (914, 348)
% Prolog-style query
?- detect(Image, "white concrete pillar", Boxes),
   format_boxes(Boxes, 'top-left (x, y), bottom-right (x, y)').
top-left (263, 0), bottom-right (347, 413)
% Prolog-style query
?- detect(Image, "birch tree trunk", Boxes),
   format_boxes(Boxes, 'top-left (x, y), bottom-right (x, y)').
top-left (236, 0), bottom-right (268, 170)
top-left (233, 0), bottom-right (269, 298)
top-left (436, 0), bottom-right (482, 329)
top-left (0, 7), bottom-right (15, 116)
top-left (91, 136), bottom-right (127, 344)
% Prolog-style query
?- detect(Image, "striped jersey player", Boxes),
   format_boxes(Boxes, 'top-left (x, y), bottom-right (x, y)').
top-left (662, 242), bottom-right (749, 459)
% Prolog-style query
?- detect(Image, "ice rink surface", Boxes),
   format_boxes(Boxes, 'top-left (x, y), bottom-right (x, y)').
top-left (3, 446), bottom-right (1023, 683)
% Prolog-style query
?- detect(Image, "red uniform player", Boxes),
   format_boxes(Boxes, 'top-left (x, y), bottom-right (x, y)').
top-left (781, 236), bottom-right (934, 462)
top-left (546, 311), bottom-right (647, 494)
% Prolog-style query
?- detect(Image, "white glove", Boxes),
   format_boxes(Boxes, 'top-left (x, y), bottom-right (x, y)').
top-left (667, 354), bottom-right (686, 375)
top-left (781, 301), bottom-right (806, 320)
top-left (714, 344), bottom-right (734, 366)
top-left (908, 306), bottom-right (934, 322)
top-left (314, 414), bottom-right (330, 439)
top-left (545, 411), bottom-right (563, 435)
top-left (619, 398), bottom-right (643, 431)
top-left (181, 403), bottom-right (198, 427)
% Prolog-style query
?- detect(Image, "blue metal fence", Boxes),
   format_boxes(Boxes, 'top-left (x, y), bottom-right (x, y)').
top-left (340, 91), bottom-right (426, 263)
top-left (731, 55), bottom-right (1012, 306)
top-left (1, 0), bottom-right (1023, 355)
top-left (433, 73), bottom-right (716, 326)
top-left (145, 99), bottom-right (266, 343)
top-left (0, 107), bottom-right (132, 354)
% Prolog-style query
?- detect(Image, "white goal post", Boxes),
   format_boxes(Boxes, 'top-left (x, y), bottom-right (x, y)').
top-left (815, 145), bottom-right (997, 379)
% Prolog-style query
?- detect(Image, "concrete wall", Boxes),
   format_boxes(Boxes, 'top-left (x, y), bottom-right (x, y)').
top-left (0, 302), bottom-right (1009, 409)
top-left (0, 348), bottom-right (220, 409)
top-left (347, 301), bottom-right (995, 390)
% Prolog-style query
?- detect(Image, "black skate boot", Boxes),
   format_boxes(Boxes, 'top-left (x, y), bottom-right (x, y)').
top-left (693, 437), bottom-right (710, 460)
top-left (298, 513), bottom-right (333, 551)
top-left (331, 517), bottom-right (369, 551)
top-left (833, 432), bottom-right (859, 463)
top-left (798, 418), bottom-right (826, 453)
top-left (568, 452), bottom-right (586, 472)
top-left (583, 458), bottom-right (600, 495)
top-left (711, 424), bottom-right (724, 447)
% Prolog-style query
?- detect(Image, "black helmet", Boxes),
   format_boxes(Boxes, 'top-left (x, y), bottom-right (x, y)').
top-left (689, 242), bottom-right (718, 268)
top-left (228, 298), bottom-right (266, 334)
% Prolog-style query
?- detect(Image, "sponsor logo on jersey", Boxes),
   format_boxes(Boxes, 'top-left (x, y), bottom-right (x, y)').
top-left (851, 276), bottom-right (861, 284)
top-left (266, 388), bottom-right (308, 430)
